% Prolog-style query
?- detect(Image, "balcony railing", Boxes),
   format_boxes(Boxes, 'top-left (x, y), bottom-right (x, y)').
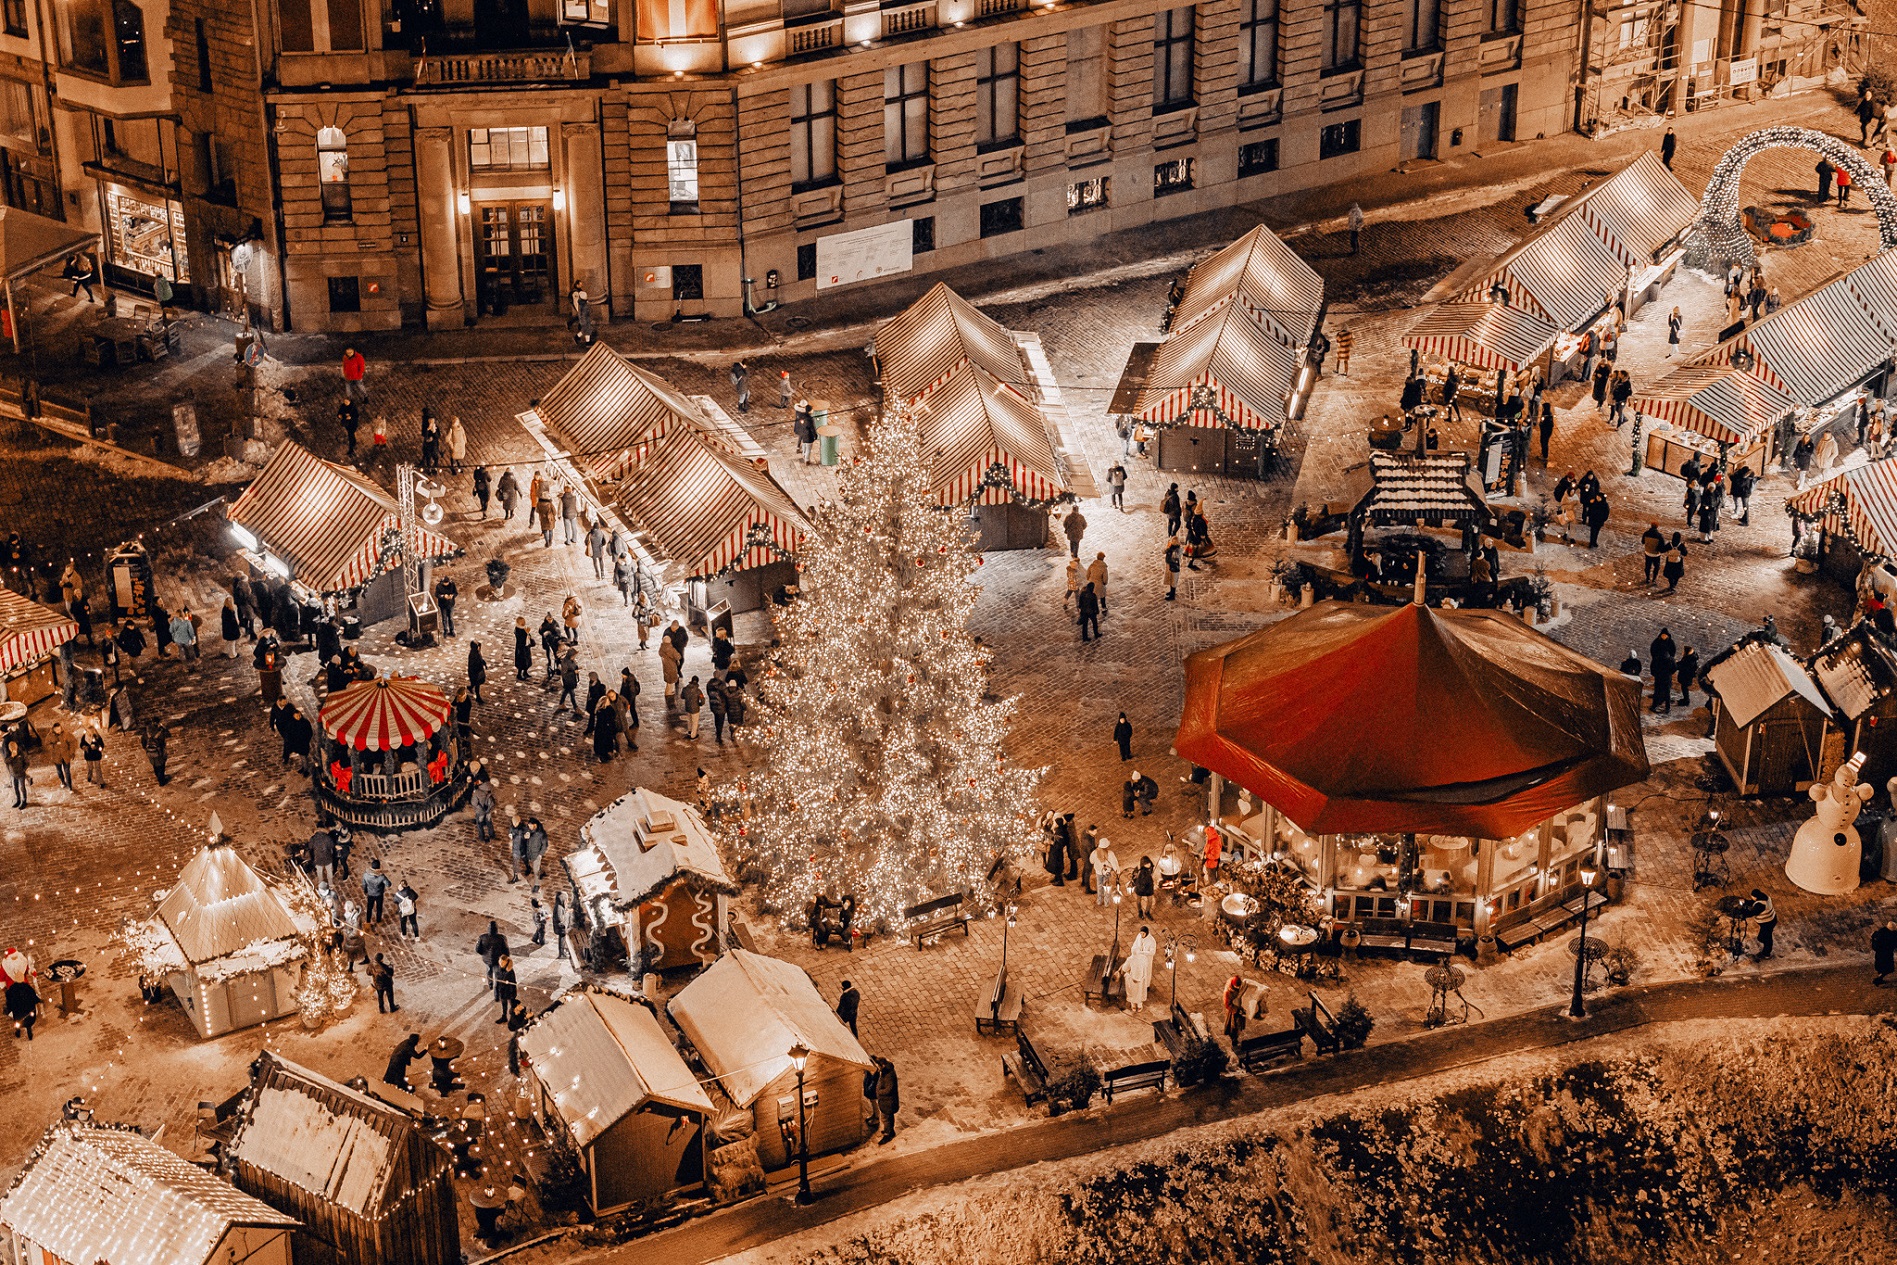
top-left (977, 0), bottom-right (1023, 14)
top-left (882, 1), bottom-right (936, 37)
top-left (414, 49), bottom-right (592, 84)
top-left (787, 16), bottom-right (842, 54)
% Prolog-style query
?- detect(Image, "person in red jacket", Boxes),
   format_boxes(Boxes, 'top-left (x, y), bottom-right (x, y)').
top-left (341, 347), bottom-right (368, 403)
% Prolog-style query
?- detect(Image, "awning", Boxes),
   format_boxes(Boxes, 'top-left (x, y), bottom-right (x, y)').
top-left (1401, 302), bottom-right (1559, 373)
top-left (876, 283), bottom-right (1028, 404)
top-left (914, 361), bottom-right (1069, 506)
top-left (529, 343), bottom-right (737, 485)
top-left (1724, 279), bottom-right (1889, 404)
top-left (226, 442), bottom-right (459, 595)
top-left (613, 430), bottom-right (809, 581)
top-left (1564, 152), bottom-right (1700, 267)
top-left (1169, 225), bottom-right (1325, 349)
top-left (1786, 456), bottom-right (1897, 557)
top-left (1457, 213), bottom-right (1629, 331)
top-left (0, 588), bottom-right (76, 674)
top-left (1352, 452), bottom-right (1490, 526)
top-left (1133, 301), bottom-right (1300, 431)
top-left (1634, 363), bottom-right (1792, 447)
top-left (1843, 248), bottom-right (1897, 342)
top-left (0, 206), bottom-right (97, 284)
top-left (319, 676), bottom-right (453, 751)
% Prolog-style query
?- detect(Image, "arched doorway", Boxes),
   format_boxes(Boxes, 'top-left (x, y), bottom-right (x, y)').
top-left (1690, 126), bottom-right (1897, 268)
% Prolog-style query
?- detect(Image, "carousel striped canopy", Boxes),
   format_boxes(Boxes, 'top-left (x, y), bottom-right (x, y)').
top-left (319, 676), bottom-right (452, 751)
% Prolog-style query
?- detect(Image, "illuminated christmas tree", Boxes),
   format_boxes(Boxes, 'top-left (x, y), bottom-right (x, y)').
top-left (732, 406), bottom-right (1040, 929)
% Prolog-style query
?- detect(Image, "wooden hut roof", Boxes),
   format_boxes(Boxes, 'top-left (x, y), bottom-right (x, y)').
top-left (155, 845), bottom-right (302, 969)
top-left (1704, 639), bottom-right (1832, 729)
top-left (668, 950), bottom-right (872, 1109)
top-left (876, 283), bottom-right (1029, 404)
top-left (1808, 622), bottom-right (1897, 721)
top-left (567, 788), bottom-right (737, 911)
top-left (520, 991), bottom-right (714, 1146)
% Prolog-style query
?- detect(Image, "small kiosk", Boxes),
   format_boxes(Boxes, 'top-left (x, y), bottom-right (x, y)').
top-left (1704, 636), bottom-right (1833, 796)
top-left (313, 675), bottom-right (471, 832)
top-left (1343, 453), bottom-right (1494, 590)
top-left (1635, 362), bottom-right (1790, 479)
top-left (1401, 302), bottom-right (1559, 418)
top-left (1808, 621), bottom-right (1897, 785)
top-left (0, 588), bottom-right (76, 706)
top-left (1786, 456), bottom-right (1897, 586)
top-left (564, 788), bottom-right (737, 974)
top-left (149, 844), bottom-right (307, 1039)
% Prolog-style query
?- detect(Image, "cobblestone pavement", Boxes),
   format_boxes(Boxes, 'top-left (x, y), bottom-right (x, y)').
top-left (0, 86), bottom-right (1895, 1233)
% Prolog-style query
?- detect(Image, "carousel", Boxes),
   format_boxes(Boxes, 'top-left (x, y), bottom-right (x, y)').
top-left (312, 674), bottom-right (471, 832)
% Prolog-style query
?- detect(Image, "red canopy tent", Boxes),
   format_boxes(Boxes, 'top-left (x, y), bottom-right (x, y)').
top-left (1175, 601), bottom-right (1648, 837)
top-left (320, 676), bottom-right (452, 751)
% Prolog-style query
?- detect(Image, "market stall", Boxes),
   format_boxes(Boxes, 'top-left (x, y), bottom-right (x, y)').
top-left (1167, 224), bottom-right (1326, 351)
top-left (1400, 302), bottom-right (1559, 418)
top-left (1807, 621), bottom-right (1897, 785)
top-left (564, 788), bottom-right (737, 975)
top-left (524, 342), bottom-right (744, 486)
top-left (313, 675), bottom-right (470, 833)
top-left (1455, 212), bottom-right (1629, 381)
top-left (147, 844), bottom-right (307, 1039)
top-left (519, 989), bottom-right (716, 1215)
top-left (876, 281), bottom-right (1033, 406)
top-left (226, 442), bottom-right (459, 628)
top-left (1174, 600), bottom-right (1648, 943)
top-left (1132, 301), bottom-right (1302, 477)
top-left (1703, 636), bottom-right (1832, 796)
top-left (1634, 362), bottom-right (1791, 478)
top-left (667, 949), bottom-right (873, 1172)
top-left (1561, 152), bottom-right (1698, 300)
top-left (1785, 456), bottom-right (1897, 585)
top-left (1343, 453), bottom-right (1494, 591)
top-left (0, 587), bottom-right (76, 707)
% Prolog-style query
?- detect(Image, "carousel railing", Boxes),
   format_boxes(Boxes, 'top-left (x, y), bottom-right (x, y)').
top-left (313, 757), bottom-right (471, 833)
top-left (349, 768), bottom-right (434, 799)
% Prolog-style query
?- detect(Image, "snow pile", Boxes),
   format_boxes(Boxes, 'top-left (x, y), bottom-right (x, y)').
top-left (199, 456), bottom-right (258, 485)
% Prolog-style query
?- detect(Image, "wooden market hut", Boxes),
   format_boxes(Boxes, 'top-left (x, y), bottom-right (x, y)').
top-left (1342, 452), bottom-right (1493, 589)
top-left (1167, 224), bottom-right (1326, 350)
top-left (1634, 362), bottom-right (1792, 480)
top-left (1399, 302), bottom-right (1559, 384)
top-left (1808, 621), bottom-right (1897, 784)
top-left (227, 1052), bottom-right (459, 1265)
top-left (152, 844), bottom-right (306, 1039)
top-left (0, 587), bottom-right (77, 706)
top-left (1703, 636), bottom-right (1833, 796)
top-left (668, 950), bottom-right (873, 1171)
top-left (564, 788), bottom-right (737, 974)
top-left (518, 989), bottom-right (716, 1215)
top-left (225, 441), bottom-right (459, 627)
top-left (1, 1120), bottom-right (298, 1265)
top-left (1785, 456), bottom-right (1897, 586)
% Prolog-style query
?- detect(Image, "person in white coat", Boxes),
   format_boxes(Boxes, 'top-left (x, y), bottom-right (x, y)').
top-left (1120, 926), bottom-right (1158, 1012)
top-left (446, 416), bottom-right (468, 474)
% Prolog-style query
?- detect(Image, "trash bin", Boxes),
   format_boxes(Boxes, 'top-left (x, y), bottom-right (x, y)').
top-left (341, 614), bottom-right (362, 641)
top-left (818, 422), bottom-right (842, 467)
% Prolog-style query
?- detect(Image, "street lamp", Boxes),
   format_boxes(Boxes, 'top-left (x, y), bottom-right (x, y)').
top-left (1000, 902), bottom-right (1018, 977)
top-left (1568, 857), bottom-right (1600, 1019)
top-left (788, 1041), bottom-right (812, 1205)
top-left (1164, 931), bottom-right (1198, 1012)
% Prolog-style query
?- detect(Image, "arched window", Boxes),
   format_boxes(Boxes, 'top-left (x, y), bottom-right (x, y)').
top-left (317, 126), bottom-right (352, 224)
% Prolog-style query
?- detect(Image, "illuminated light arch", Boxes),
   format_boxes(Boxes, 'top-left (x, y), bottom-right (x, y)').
top-left (1689, 126), bottom-right (1897, 269)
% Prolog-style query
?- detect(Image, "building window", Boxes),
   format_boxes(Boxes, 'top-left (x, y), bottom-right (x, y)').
top-left (975, 43), bottom-right (1020, 150)
top-left (468, 126), bottom-right (549, 172)
top-left (1484, 0), bottom-right (1518, 35)
top-left (327, 276), bottom-right (361, 313)
top-left (1065, 26), bottom-right (1107, 128)
top-left (1067, 176), bottom-right (1108, 215)
top-left (667, 137), bottom-right (700, 212)
top-left (797, 241), bottom-right (817, 281)
top-left (884, 62), bottom-right (929, 169)
top-left (1238, 138), bottom-right (1279, 176)
top-left (1405, 0), bottom-right (1440, 52)
top-left (1152, 8), bottom-right (1194, 112)
top-left (194, 18), bottom-right (212, 91)
top-left (979, 197), bottom-right (1023, 237)
top-left (0, 81), bottom-right (38, 151)
top-left (1238, 0), bottom-right (1277, 90)
top-left (1319, 118), bottom-right (1361, 158)
top-left (5, 0), bottom-right (27, 39)
top-left (913, 215), bottom-right (934, 253)
top-left (60, 0), bottom-right (148, 84)
top-left (196, 133), bottom-right (236, 204)
top-left (635, 0), bottom-right (715, 39)
top-left (1153, 157), bottom-right (1194, 196)
top-left (1321, 0), bottom-right (1360, 72)
top-left (103, 184), bottom-right (187, 282)
top-left (673, 263), bottom-right (705, 301)
top-left (317, 126), bottom-right (351, 224)
top-left (789, 80), bottom-right (838, 189)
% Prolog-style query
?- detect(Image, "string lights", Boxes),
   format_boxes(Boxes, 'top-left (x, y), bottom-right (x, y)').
top-left (1688, 125), bottom-right (1897, 270)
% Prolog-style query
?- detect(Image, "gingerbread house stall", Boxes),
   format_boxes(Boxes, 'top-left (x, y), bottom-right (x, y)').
top-left (563, 789), bottom-right (737, 975)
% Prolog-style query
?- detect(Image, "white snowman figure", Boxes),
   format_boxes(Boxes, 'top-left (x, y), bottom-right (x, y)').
top-left (1785, 753), bottom-right (1872, 895)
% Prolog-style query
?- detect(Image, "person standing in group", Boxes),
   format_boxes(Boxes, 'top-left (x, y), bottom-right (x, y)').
top-left (793, 400), bottom-right (817, 462)
top-left (1662, 533), bottom-right (1688, 593)
top-left (680, 675), bottom-right (705, 738)
top-left (476, 920), bottom-right (509, 992)
top-left (342, 347), bottom-right (368, 403)
top-left (1113, 712), bottom-right (1133, 761)
top-left (534, 486), bottom-right (557, 547)
top-left (836, 980), bottom-right (861, 1036)
top-left (1816, 155), bottom-right (1836, 202)
top-left (361, 858), bottom-right (391, 924)
top-left (1089, 835), bottom-right (1120, 908)
top-left (493, 955), bottom-right (518, 1024)
top-left (369, 954), bottom-right (398, 1012)
top-left (1106, 462), bottom-right (1127, 510)
top-left (472, 775), bottom-right (495, 844)
top-left (1119, 927), bottom-right (1158, 1012)
top-left (1076, 582), bottom-right (1101, 642)
top-left (1062, 506), bottom-right (1087, 559)
top-left (1641, 523), bottom-right (1664, 586)
top-left (562, 593), bottom-right (584, 644)
top-left (1085, 552), bottom-right (1110, 616)
top-left (1676, 645), bottom-right (1700, 707)
top-left (1131, 856), bottom-right (1156, 917)
top-left (1062, 556), bottom-right (1080, 610)
top-left (660, 633), bottom-right (682, 707)
top-left (586, 519), bottom-right (609, 579)
top-left (473, 465), bottom-right (491, 517)
top-left (1649, 629), bottom-right (1676, 713)
top-left (1838, 164), bottom-right (1854, 210)
top-left (446, 416), bottom-right (467, 474)
top-left (1583, 491), bottom-right (1610, 548)
top-left (396, 881), bottom-right (421, 940)
top-left (80, 724), bottom-right (104, 787)
top-left (1730, 464), bottom-right (1755, 525)
top-left (1162, 483), bottom-right (1182, 537)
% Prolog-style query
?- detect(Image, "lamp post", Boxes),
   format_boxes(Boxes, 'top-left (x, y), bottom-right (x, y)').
top-left (1000, 901), bottom-right (1018, 977)
top-left (788, 1041), bottom-right (812, 1205)
top-left (1164, 931), bottom-right (1198, 1012)
top-left (1109, 881), bottom-right (1124, 964)
top-left (1568, 858), bottom-right (1600, 1020)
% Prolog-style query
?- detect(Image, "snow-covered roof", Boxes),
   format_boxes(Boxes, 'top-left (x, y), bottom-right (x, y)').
top-left (155, 845), bottom-right (302, 968)
top-left (521, 991), bottom-right (714, 1146)
top-left (1706, 640), bottom-right (1832, 729)
top-left (1, 1122), bottom-right (297, 1265)
top-left (1809, 623), bottom-right (1897, 720)
top-left (667, 950), bottom-right (871, 1109)
top-left (568, 789), bottom-right (736, 911)
top-left (229, 1054), bottom-right (419, 1216)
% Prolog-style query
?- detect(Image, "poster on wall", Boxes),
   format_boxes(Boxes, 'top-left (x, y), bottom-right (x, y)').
top-left (816, 220), bottom-right (913, 291)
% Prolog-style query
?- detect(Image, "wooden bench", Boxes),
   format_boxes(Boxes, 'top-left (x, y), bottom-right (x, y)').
top-left (905, 892), bottom-right (971, 949)
top-left (1083, 952), bottom-right (1124, 1007)
top-left (1001, 1029), bottom-right (1049, 1105)
top-left (975, 963), bottom-right (1024, 1037)
top-left (1235, 1027), bottom-right (1304, 1073)
top-left (1152, 1000), bottom-right (1210, 1060)
top-left (1102, 1058), bottom-right (1168, 1102)
top-left (1293, 991), bottom-right (1342, 1055)
top-left (1356, 917), bottom-right (1410, 953)
top-left (1495, 903), bottom-right (1581, 951)
top-left (1407, 920), bottom-right (1459, 958)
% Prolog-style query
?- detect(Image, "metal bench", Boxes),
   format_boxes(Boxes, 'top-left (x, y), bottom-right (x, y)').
top-left (1356, 916), bottom-right (1410, 953)
top-left (1236, 1027), bottom-right (1304, 1073)
top-left (1102, 1058), bottom-right (1168, 1102)
top-left (905, 892), bottom-right (971, 949)
top-left (1001, 1029), bottom-right (1049, 1105)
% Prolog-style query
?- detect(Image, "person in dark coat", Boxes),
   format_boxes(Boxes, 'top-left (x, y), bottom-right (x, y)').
top-left (369, 953), bottom-right (398, 1012)
top-left (141, 723), bottom-right (170, 786)
top-left (1076, 582), bottom-right (1101, 641)
top-left (1045, 822), bottom-right (1070, 887)
top-left (580, 672), bottom-right (606, 735)
top-left (476, 921), bottom-right (509, 992)
top-left (434, 574), bottom-right (458, 637)
top-left (591, 695), bottom-right (619, 763)
top-left (707, 675), bottom-right (729, 743)
top-left (473, 466), bottom-right (491, 517)
top-left (1649, 630), bottom-right (1676, 714)
top-left (1874, 919), bottom-right (1897, 984)
top-left (872, 1056), bottom-right (900, 1143)
top-left (5, 976), bottom-right (37, 1039)
top-left (385, 1033), bottom-right (422, 1087)
top-left (1676, 646), bottom-right (1700, 706)
top-left (1113, 712), bottom-right (1133, 761)
top-left (1583, 493), bottom-right (1611, 548)
top-left (493, 955), bottom-right (518, 1023)
top-left (466, 641), bottom-right (487, 702)
top-left (836, 980), bottom-right (861, 1037)
top-left (514, 617), bottom-right (533, 680)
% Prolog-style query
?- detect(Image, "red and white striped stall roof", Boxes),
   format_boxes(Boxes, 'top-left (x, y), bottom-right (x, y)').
top-left (1843, 248), bottom-right (1897, 343)
top-left (1133, 301), bottom-right (1300, 431)
top-left (0, 588), bottom-right (75, 674)
top-left (916, 361), bottom-right (1069, 506)
top-left (226, 442), bottom-right (459, 595)
top-left (877, 283), bottom-right (1029, 405)
top-left (1169, 225), bottom-right (1325, 349)
top-left (1787, 458), bottom-right (1897, 557)
top-left (1455, 213), bottom-right (1628, 331)
top-left (1634, 363), bottom-right (1792, 447)
top-left (1725, 279), bottom-right (1888, 405)
top-left (319, 675), bottom-right (453, 752)
top-left (530, 343), bottom-right (731, 484)
top-left (1564, 152), bottom-right (1700, 267)
top-left (612, 429), bottom-right (809, 581)
top-left (1401, 302), bottom-right (1559, 373)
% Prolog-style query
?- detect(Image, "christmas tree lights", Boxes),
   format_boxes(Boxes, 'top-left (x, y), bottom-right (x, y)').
top-left (729, 406), bottom-right (1041, 930)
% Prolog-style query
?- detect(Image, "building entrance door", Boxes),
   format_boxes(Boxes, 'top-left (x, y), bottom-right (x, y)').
top-left (473, 200), bottom-right (556, 316)
top-left (1479, 84), bottom-right (1518, 143)
top-left (1400, 101), bottom-right (1439, 161)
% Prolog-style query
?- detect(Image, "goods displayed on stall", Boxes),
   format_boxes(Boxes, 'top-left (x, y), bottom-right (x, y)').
top-left (562, 788), bottom-right (736, 974)
top-left (0, 587), bottom-right (76, 706)
top-left (1338, 453), bottom-right (1499, 594)
top-left (138, 844), bottom-right (308, 1038)
top-left (314, 674), bottom-right (470, 832)
top-left (225, 441), bottom-right (459, 626)
top-left (1174, 600), bottom-right (1648, 943)
top-left (1702, 635), bottom-right (1832, 797)
top-left (1634, 362), bottom-right (1790, 479)
top-left (1400, 303), bottom-right (1560, 418)
top-left (1785, 456), bottom-right (1897, 582)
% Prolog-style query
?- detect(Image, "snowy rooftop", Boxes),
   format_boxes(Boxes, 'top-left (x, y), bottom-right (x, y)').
top-left (520, 990), bottom-right (714, 1146)
top-left (668, 949), bottom-right (872, 1109)
top-left (569, 788), bottom-right (737, 910)
top-left (1706, 640), bottom-right (1832, 729)
top-left (228, 1054), bottom-right (426, 1216)
top-left (1, 1122), bottom-right (297, 1265)
top-left (155, 845), bottom-right (302, 967)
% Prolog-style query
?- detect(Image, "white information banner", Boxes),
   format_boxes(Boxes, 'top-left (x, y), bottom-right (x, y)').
top-left (815, 219), bottom-right (913, 291)
top-left (1729, 57), bottom-right (1758, 86)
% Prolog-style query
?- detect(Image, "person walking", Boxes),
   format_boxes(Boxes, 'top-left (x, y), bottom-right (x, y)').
top-left (1085, 552), bottom-right (1109, 616)
top-left (559, 485), bottom-right (581, 545)
top-left (793, 400), bottom-right (818, 463)
top-left (1838, 163), bottom-right (1854, 209)
top-left (1162, 484), bottom-right (1182, 538)
top-left (1062, 506), bottom-right (1087, 559)
top-left (446, 416), bottom-right (467, 474)
top-left (1816, 155), bottom-right (1836, 202)
top-left (1746, 888), bottom-right (1777, 960)
top-left (1730, 463), bottom-right (1755, 525)
top-left (872, 1056), bottom-right (900, 1144)
top-left (493, 955), bottom-right (518, 1024)
top-left (1106, 462), bottom-right (1127, 511)
top-left (43, 722), bottom-right (74, 791)
top-left (1119, 927), bottom-right (1158, 1012)
top-left (466, 641), bottom-right (487, 703)
top-left (512, 617), bottom-right (533, 682)
top-left (836, 980), bottom-right (861, 1037)
top-left (1662, 533), bottom-right (1688, 593)
top-left (141, 723), bottom-right (170, 787)
top-left (1583, 491), bottom-right (1610, 549)
top-left (471, 775), bottom-right (495, 843)
top-left (1346, 202), bottom-right (1364, 254)
top-left (79, 724), bottom-right (105, 786)
top-left (369, 953), bottom-right (398, 1012)
top-left (473, 465), bottom-right (491, 517)
top-left (1163, 537), bottom-right (1181, 602)
top-left (660, 634), bottom-right (683, 708)
top-left (730, 360), bottom-right (751, 413)
top-left (361, 858), bottom-right (391, 925)
top-left (1874, 919), bottom-right (1897, 984)
top-left (777, 369), bottom-right (794, 409)
top-left (562, 593), bottom-right (584, 644)
top-left (1076, 582), bottom-right (1100, 642)
top-left (534, 486), bottom-right (557, 547)
top-left (1113, 712), bottom-right (1133, 761)
top-left (1641, 523), bottom-right (1664, 585)
top-left (680, 675), bottom-right (705, 739)
top-left (496, 468), bottom-right (520, 520)
top-left (1334, 325), bottom-right (1354, 377)
top-left (1443, 365), bottom-right (1464, 422)
top-left (342, 347), bottom-right (368, 403)
top-left (1660, 125), bottom-right (1677, 169)
top-left (396, 881), bottom-right (421, 940)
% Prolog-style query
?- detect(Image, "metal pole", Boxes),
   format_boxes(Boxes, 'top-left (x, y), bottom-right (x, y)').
top-left (794, 1063), bottom-right (812, 1205)
top-left (1569, 888), bottom-right (1590, 1019)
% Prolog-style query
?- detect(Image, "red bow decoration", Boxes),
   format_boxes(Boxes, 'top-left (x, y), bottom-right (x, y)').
top-left (428, 752), bottom-right (449, 784)
top-left (330, 762), bottom-right (352, 794)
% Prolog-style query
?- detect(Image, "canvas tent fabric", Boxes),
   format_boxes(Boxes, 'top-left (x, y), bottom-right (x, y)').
top-left (521, 991), bottom-right (714, 1146)
top-left (0, 1122), bottom-right (297, 1265)
top-left (573, 788), bottom-right (737, 909)
top-left (668, 949), bottom-right (872, 1109)
top-left (226, 441), bottom-right (458, 595)
top-left (915, 361), bottom-right (1070, 505)
top-left (1401, 302), bottom-right (1560, 374)
top-left (1563, 152), bottom-right (1700, 267)
top-left (0, 587), bottom-right (76, 673)
top-left (1168, 225), bottom-right (1325, 349)
top-left (1634, 362), bottom-right (1792, 447)
top-left (1842, 247), bottom-right (1897, 341)
top-left (1133, 299), bottom-right (1301, 430)
top-left (155, 845), bottom-right (301, 966)
top-left (1456, 213), bottom-right (1629, 331)
top-left (612, 429), bottom-right (808, 581)
top-left (876, 283), bottom-right (1028, 403)
top-left (0, 206), bottom-right (98, 283)
top-left (319, 675), bottom-right (453, 751)
top-left (1786, 457), bottom-right (1897, 557)
top-left (530, 343), bottom-right (730, 485)
top-left (1703, 640), bottom-right (1832, 729)
top-left (1175, 601), bottom-right (1650, 837)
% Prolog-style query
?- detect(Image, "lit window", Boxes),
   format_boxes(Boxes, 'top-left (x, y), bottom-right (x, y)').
top-left (667, 138), bottom-right (700, 211)
top-left (1067, 176), bottom-right (1108, 215)
top-left (1153, 157), bottom-right (1193, 197)
top-left (317, 126), bottom-right (351, 224)
top-left (468, 126), bottom-right (550, 172)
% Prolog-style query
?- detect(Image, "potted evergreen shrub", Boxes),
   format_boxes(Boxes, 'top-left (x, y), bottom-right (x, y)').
top-left (1335, 993), bottom-right (1375, 1049)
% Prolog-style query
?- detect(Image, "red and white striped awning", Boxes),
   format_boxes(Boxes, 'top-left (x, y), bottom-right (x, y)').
top-left (915, 361), bottom-right (1068, 506)
top-left (226, 442), bottom-right (459, 595)
top-left (1170, 225), bottom-right (1325, 349)
top-left (613, 429), bottom-right (809, 581)
top-left (319, 675), bottom-right (452, 751)
top-left (0, 588), bottom-right (75, 674)
top-left (1456, 213), bottom-right (1628, 331)
top-left (1134, 301), bottom-right (1300, 431)
top-left (1724, 279), bottom-right (1888, 405)
top-left (1787, 458), bottom-right (1897, 556)
top-left (1634, 363), bottom-right (1792, 446)
top-left (1566, 152), bottom-right (1700, 267)
top-left (529, 344), bottom-right (729, 484)
top-left (876, 283), bottom-right (1030, 405)
top-left (1402, 302), bottom-right (1559, 373)
top-left (1844, 248), bottom-right (1897, 342)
